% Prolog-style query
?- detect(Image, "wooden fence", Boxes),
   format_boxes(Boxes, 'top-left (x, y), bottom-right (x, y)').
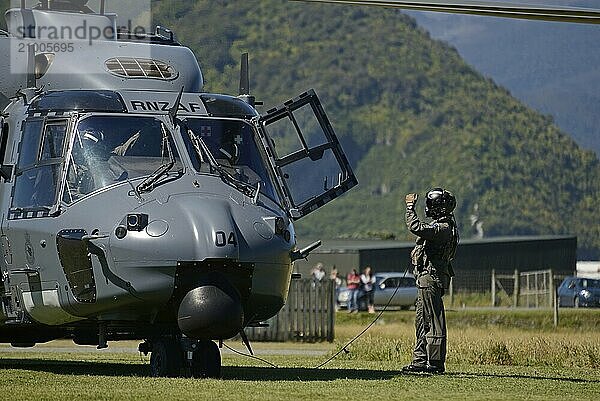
top-left (245, 278), bottom-right (335, 342)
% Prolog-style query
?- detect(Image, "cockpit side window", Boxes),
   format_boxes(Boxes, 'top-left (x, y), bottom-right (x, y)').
top-left (11, 118), bottom-right (68, 215)
top-left (41, 122), bottom-right (67, 160)
top-left (17, 119), bottom-right (44, 168)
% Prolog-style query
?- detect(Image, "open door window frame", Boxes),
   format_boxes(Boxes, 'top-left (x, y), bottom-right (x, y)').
top-left (257, 89), bottom-right (357, 220)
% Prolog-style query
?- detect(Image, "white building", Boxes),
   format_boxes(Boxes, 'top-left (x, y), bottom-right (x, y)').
top-left (577, 261), bottom-right (600, 279)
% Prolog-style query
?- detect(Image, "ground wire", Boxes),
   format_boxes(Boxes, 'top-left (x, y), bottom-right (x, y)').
top-left (225, 268), bottom-right (409, 369)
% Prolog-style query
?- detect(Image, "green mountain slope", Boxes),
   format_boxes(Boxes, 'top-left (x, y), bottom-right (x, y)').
top-left (151, 0), bottom-right (599, 257)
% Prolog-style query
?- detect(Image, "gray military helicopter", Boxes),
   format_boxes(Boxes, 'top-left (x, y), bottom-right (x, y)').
top-left (0, 0), bottom-right (358, 378)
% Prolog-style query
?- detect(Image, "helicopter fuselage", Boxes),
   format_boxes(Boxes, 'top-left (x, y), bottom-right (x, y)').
top-left (0, 89), bottom-right (297, 344)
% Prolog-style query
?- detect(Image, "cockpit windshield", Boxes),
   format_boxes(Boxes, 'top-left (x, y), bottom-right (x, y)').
top-left (63, 115), bottom-right (182, 203)
top-left (182, 118), bottom-right (277, 200)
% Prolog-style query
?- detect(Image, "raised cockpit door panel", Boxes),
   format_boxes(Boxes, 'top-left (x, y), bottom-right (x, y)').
top-left (259, 89), bottom-right (357, 220)
top-left (0, 118), bottom-right (12, 181)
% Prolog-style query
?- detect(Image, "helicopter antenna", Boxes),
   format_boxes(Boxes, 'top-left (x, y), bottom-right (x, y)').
top-left (238, 53), bottom-right (257, 107)
top-left (169, 86), bottom-right (185, 124)
top-left (290, 0), bottom-right (600, 25)
top-left (239, 53), bottom-right (250, 96)
top-left (26, 44), bottom-right (36, 88)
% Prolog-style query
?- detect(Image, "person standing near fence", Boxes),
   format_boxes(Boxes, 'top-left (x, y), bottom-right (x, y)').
top-left (402, 188), bottom-right (459, 374)
top-left (360, 266), bottom-right (376, 313)
top-left (330, 267), bottom-right (343, 311)
top-left (346, 269), bottom-right (361, 313)
top-left (312, 262), bottom-right (326, 283)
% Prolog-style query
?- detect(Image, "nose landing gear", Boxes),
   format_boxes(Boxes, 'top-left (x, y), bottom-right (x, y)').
top-left (147, 338), bottom-right (182, 377)
top-left (190, 340), bottom-right (221, 378)
top-left (140, 337), bottom-right (222, 378)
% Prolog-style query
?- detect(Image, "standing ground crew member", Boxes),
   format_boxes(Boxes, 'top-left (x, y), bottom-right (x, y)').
top-left (402, 188), bottom-right (459, 374)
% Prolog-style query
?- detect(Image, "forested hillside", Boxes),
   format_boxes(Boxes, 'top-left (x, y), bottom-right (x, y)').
top-left (2, 1), bottom-right (598, 257)
top-left (149, 0), bottom-right (599, 257)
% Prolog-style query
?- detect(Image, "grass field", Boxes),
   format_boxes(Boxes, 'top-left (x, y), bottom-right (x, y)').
top-left (0, 309), bottom-right (598, 401)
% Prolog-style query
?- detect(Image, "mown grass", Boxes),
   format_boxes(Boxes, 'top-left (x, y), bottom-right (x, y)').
top-left (0, 309), bottom-right (598, 401)
top-left (0, 351), bottom-right (597, 401)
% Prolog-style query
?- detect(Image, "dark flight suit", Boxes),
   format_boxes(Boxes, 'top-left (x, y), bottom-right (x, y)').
top-left (405, 206), bottom-right (457, 370)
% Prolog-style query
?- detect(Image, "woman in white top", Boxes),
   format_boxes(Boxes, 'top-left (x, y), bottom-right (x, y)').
top-left (360, 266), bottom-right (376, 313)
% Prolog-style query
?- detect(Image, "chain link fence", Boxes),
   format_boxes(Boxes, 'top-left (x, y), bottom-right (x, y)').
top-left (447, 269), bottom-right (569, 309)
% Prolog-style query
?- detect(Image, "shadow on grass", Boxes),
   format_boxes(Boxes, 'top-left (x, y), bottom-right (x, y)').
top-left (0, 359), bottom-right (597, 384)
top-left (0, 358), bottom-right (401, 380)
top-left (0, 358), bottom-right (149, 377)
top-left (222, 366), bottom-right (402, 381)
top-left (444, 371), bottom-right (599, 384)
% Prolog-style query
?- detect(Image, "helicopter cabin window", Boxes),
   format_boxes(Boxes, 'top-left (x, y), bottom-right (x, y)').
top-left (17, 119), bottom-right (44, 168)
top-left (63, 116), bottom-right (182, 204)
top-left (182, 118), bottom-right (277, 200)
top-left (11, 119), bottom-right (68, 214)
top-left (41, 122), bottom-right (68, 160)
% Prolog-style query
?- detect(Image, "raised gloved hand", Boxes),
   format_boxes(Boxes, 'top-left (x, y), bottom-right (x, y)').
top-left (405, 193), bottom-right (418, 209)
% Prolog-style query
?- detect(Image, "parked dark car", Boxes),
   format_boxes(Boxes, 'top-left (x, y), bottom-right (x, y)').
top-left (338, 272), bottom-right (417, 310)
top-left (557, 276), bottom-right (600, 308)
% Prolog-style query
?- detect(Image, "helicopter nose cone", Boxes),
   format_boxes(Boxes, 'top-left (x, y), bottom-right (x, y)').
top-left (177, 276), bottom-right (244, 340)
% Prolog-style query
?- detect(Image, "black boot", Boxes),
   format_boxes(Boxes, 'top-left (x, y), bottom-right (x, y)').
top-left (425, 364), bottom-right (445, 374)
top-left (402, 364), bottom-right (427, 373)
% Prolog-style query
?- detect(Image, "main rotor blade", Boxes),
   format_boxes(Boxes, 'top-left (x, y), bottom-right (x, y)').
top-left (290, 0), bottom-right (600, 24)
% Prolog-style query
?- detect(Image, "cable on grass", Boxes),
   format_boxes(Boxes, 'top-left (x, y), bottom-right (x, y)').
top-left (222, 343), bottom-right (280, 368)
top-left (224, 268), bottom-right (410, 370)
top-left (314, 269), bottom-right (407, 369)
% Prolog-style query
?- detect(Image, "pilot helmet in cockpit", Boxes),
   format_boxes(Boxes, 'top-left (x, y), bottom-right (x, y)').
top-left (219, 128), bottom-right (240, 165)
top-left (74, 130), bottom-right (108, 163)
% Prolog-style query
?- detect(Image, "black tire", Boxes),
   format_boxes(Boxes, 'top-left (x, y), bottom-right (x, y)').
top-left (191, 340), bottom-right (221, 379)
top-left (150, 338), bottom-right (183, 378)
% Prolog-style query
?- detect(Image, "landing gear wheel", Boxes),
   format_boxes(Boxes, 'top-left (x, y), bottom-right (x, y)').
top-left (191, 340), bottom-right (221, 379)
top-left (150, 338), bottom-right (183, 377)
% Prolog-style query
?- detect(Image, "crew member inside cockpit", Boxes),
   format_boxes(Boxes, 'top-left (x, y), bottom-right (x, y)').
top-left (219, 128), bottom-right (241, 166)
top-left (68, 130), bottom-right (111, 195)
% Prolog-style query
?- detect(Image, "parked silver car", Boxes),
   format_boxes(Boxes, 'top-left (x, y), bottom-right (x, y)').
top-left (338, 272), bottom-right (417, 310)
